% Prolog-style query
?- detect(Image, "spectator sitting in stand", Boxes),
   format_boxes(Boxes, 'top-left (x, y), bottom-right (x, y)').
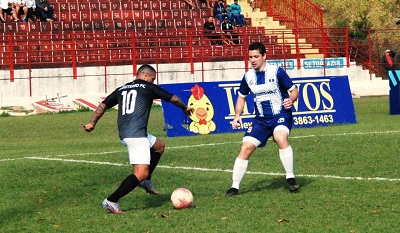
top-left (14, 0), bottom-right (28, 22)
top-left (213, 0), bottom-right (229, 25)
top-left (35, 0), bottom-right (54, 22)
top-left (230, 0), bottom-right (245, 26)
top-left (0, 0), bottom-right (18, 22)
top-left (225, 5), bottom-right (233, 23)
top-left (25, 0), bottom-right (35, 22)
top-left (204, 15), bottom-right (221, 45)
top-left (221, 16), bottom-right (238, 44)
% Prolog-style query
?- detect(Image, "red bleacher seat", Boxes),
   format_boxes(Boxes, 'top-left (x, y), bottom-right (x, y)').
top-left (159, 47), bottom-right (171, 59)
top-left (68, 2), bottom-right (78, 12)
top-left (17, 23), bottom-right (29, 33)
top-left (132, 2), bottom-right (141, 10)
top-left (142, 10), bottom-right (154, 20)
top-left (141, 1), bottom-right (152, 10)
top-left (99, 2), bottom-right (109, 11)
top-left (59, 12), bottom-right (70, 21)
top-left (89, 2), bottom-right (99, 11)
top-left (91, 11), bottom-right (101, 21)
top-left (40, 43), bottom-right (53, 63)
top-left (121, 1), bottom-right (132, 10)
top-left (150, 1), bottom-right (161, 10)
top-left (78, 2), bottom-right (90, 11)
top-left (102, 11), bottom-right (113, 20)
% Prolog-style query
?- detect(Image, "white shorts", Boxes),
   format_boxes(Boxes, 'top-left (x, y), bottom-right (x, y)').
top-left (147, 133), bottom-right (156, 148)
top-left (121, 138), bottom-right (151, 165)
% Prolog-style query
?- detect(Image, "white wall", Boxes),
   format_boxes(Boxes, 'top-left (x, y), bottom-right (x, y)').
top-left (0, 58), bottom-right (389, 109)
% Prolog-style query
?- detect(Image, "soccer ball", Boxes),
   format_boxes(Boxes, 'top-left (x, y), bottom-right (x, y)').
top-left (170, 188), bottom-right (193, 209)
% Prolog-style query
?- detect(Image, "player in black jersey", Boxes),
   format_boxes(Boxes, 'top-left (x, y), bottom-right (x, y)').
top-left (82, 64), bottom-right (193, 214)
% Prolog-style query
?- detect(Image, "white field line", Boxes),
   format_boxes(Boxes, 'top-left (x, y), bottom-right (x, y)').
top-left (1, 130), bottom-right (400, 182)
top-left (12, 156), bottom-right (400, 182)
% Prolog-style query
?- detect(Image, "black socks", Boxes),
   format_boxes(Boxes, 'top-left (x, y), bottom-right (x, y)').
top-left (107, 174), bottom-right (139, 202)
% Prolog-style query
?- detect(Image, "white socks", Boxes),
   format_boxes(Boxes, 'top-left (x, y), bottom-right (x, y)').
top-left (279, 146), bottom-right (295, 179)
top-left (231, 157), bottom-right (249, 189)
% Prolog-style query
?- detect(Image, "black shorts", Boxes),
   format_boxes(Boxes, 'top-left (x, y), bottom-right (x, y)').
top-left (1, 8), bottom-right (13, 16)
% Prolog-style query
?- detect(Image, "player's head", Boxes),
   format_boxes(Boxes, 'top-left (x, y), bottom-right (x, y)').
top-left (248, 42), bottom-right (267, 72)
top-left (137, 64), bottom-right (156, 83)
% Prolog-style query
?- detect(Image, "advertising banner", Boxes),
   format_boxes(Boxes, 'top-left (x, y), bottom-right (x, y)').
top-left (160, 76), bottom-right (356, 137)
top-left (388, 70), bottom-right (400, 115)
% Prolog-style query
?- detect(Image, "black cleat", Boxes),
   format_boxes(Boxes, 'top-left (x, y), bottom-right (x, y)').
top-left (226, 187), bottom-right (239, 196)
top-left (287, 178), bottom-right (299, 192)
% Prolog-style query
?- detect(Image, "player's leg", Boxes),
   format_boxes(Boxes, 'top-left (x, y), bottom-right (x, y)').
top-left (225, 141), bottom-right (256, 196)
top-left (138, 134), bottom-right (164, 195)
top-left (103, 138), bottom-right (150, 214)
top-left (226, 119), bottom-right (269, 196)
top-left (273, 115), bottom-right (299, 192)
top-left (147, 135), bottom-right (165, 179)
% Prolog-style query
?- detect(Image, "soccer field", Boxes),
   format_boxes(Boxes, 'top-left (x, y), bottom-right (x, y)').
top-left (1, 96), bottom-right (399, 232)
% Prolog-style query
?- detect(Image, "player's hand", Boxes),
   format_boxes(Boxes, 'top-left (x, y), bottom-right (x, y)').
top-left (81, 123), bottom-right (94, 132)
top-left (184, 107), bottom-right (194, 116)
top-left (231, 117), bottom-right (242, 129)
top-left (283, 98), bottom-right (294, 109)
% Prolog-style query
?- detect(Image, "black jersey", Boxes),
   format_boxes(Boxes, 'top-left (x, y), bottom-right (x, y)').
top-left (102, 79), bottom-right (174, 139)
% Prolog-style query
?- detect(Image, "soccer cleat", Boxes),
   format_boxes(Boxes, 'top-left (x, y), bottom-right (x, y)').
top-left (226, 187), bottom-right (239, 196)
top-left (138, 179), bottom-right (158, 195)
top-left (287, 178), bottom-right (299, 192)
top-left (102, 199), bottom-right (124, 214)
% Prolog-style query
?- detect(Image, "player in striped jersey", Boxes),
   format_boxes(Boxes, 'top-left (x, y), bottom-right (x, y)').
top-left (226, 42), bottom-right (300, 196)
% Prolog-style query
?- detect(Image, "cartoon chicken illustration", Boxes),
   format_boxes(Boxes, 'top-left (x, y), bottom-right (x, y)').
top-left (188, 84), bottom-right (216, 134)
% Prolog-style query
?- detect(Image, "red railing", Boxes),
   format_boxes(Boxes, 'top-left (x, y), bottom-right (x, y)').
top-left (1, 27), bottom-right (399, 85)
top-left (257, 0), bottom-right (324, 29)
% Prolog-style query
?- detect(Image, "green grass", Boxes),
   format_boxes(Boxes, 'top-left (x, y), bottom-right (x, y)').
top-left (1, 96), bottom-right (399, 233)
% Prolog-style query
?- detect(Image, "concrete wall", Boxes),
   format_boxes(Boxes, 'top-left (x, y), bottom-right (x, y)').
top-left (0, 58), bottom-right (389, 109)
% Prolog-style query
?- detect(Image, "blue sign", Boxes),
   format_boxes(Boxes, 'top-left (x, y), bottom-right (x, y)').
top-left (160, 76), bottom-right (356, 137)
top-left (303, 58), bottom-right (345, 69)
top-left (267, 60), bottom-right (295, 70)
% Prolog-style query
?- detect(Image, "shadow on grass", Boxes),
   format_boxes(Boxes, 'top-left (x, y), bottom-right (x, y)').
top-left (240, 176), bottom-right (313, 195)
top-left (124, 192), bottom-right (171, 212)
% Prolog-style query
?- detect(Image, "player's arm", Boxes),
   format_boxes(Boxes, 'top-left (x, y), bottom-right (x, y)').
top-left (82, 90), bottom-right (118, 132)
top-left (170, 95), bottom-right (194, 116)
top-left (232, 77), bottom-right (249, 128)
top-left (283, 86), bottom-right (299, 109)
top-left (82, 103), bottom-right (107, 132)
top-left (232, 95), bottom-right (245, 129)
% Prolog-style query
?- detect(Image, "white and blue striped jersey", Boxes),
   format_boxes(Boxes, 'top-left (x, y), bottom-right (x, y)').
top-left (238, 64), bottom-right (295, 118)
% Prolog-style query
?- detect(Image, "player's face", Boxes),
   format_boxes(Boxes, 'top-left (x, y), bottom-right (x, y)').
top-left (248, 49), bottom-right (266, 72)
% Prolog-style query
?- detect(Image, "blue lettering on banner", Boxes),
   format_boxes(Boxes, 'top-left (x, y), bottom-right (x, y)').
top-left (160, 76), bottom-right (356, 137)
top-left (267, 60), bottom-right (295, 70)
top-left (303, 58), bottom-right (345, 69)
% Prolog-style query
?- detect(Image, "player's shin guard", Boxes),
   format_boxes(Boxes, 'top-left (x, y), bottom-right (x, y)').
top-left (279, 145), bottom-right (295, 179)
top-left (147, 149), bottom-right (162, 180)
top-left (107, 174), bottom-right (139, 202)
top-left (232, 157), bottom-right (249, 189)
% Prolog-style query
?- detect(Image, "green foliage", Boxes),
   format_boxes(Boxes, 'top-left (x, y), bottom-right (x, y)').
top-left (0, 111), bottom-right (10, 117)
top-left (1, 97), bottom-right (400, 232)
top-left (315, 0), bottom-right (398, 29)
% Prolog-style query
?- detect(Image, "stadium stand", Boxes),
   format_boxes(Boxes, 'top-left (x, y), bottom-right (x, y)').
top-left (1, 0), bottom-right (360, 73)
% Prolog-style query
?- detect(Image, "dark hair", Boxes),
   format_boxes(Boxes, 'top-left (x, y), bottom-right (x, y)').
top-left (137, 64), bottom-right (156, 75)
top-left (248, 42), bottom-right (266, 55)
